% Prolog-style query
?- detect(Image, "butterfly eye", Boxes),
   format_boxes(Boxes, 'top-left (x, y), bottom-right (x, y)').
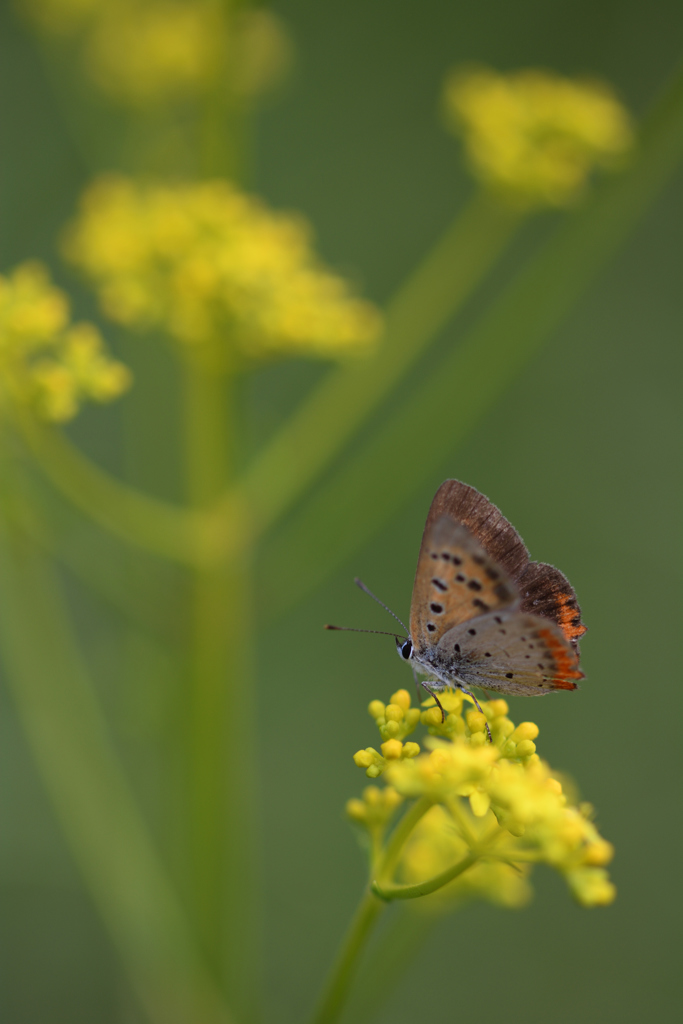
top-left (398, 639), bottom-right (412, 660)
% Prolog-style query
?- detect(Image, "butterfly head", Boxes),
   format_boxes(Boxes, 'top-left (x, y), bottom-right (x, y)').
top-left (396, 637), bottom-right (413, 661)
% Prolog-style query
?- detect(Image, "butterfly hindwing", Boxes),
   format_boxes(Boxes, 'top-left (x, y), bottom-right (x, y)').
top-left (517, 561), bottom-right (587, 651)
top-left (409, 515), bottom-right (519, 651)
top-left (436, 609), bottom-right (584, 695)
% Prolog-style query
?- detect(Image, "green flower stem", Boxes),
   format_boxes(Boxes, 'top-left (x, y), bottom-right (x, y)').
top-left (310, 796), bottom-right (434, 1024)
top-left (0, 508), bottom-right (232, 1024)
top-left (372, 852), bottom-right (478, 901)
top-left (309, 887), bottom-right (386, 1024)
top-left (375, 795), bottom-right (435, 879)
top-left (17, 414), bottom-right (211, 565)
top-left (182, 354), bottom-right (261, 1022)
top-left (237, 191), bottom-right (522, 539)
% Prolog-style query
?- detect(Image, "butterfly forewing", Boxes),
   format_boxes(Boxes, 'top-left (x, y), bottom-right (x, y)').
top-left (429, 480), bottom-right (587, 650)
top-left (409, 515), bottom-right (520, 651)
top-left (437, 609), bottom-right (584, 696)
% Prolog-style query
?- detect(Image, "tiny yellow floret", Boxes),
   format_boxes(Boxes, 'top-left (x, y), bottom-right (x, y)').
top-left (381, 739), bottom-right (404, 761)
top-left (510, 722), bottom-right (540, 743)
top-left (390, 689), bottom-right (412, 711)
top-left (422, 707), bottom-right (443, 728)
top-left (368, 700), bottom-right (385, 720)
top-left (353, 749), bottom-right (375, 769)
top-left (385, 703), bottom-right (405, 723)
top-left (466, 710), bottom-right (487, 734)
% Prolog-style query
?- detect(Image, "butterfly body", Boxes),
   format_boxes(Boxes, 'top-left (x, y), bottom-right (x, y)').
top-left (400, 481), bottom-right (586, 699)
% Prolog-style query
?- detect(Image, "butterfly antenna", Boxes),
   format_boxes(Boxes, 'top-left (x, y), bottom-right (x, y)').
top-left (354, 578), bottom-right (409, 634)
top-left (324, 625), bottom-right (407, 640)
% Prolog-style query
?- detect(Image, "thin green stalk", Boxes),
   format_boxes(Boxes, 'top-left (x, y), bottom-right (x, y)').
top-left (236, 191), bottom-right (522, 538)
top-left (376, 795), bottom-right (434, 880)
top-left (17, 415), bottom-right (209, 565)
top-left (309, 888), bottom-right (386, 1024)
top-left (183, 355), bottom-right (261, 1022)
top-left (309, 795), bottom-right (434, 1024)
top-left (0, 507), bottom-right (231, 1024)
top-left (372, 852), bottom-right (478, 901)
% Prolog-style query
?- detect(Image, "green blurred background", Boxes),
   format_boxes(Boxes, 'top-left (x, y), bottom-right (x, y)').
top-left (1, 1), bottom-right (681, 1022)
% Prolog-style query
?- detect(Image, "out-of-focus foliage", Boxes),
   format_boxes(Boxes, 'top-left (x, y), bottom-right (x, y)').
top-left (63, 176), bottom-right (382, 362)
top-left (21, 0), bottom-right (291, 105)
top-left (0, 262), bottom-right (130, 421)
top-left (444, 66), bottom-right (634, 206)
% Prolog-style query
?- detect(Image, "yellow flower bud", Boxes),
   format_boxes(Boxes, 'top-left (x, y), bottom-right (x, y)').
top-left (353, 749), bottom-right (375, 768)
top-left (381, 739), bottom-right (403, 760)
top-left (345, 799), bottom-right (366, 822)
top-left (467, 711), bottom-right (487, 734)
top-left (584, 840), bottom-right (615, 866)
top-left (422, 707), bottom-right (443, 727)
top-left (390, 689), bottom-right (411, 711)
top-left (511, 722), bottom-right (540, 743)
top-left (362, 786), bottom-right (382, 805)
top-left (487, 699), bottom-right (509, 718)
top-left (405, 708), bottom-right (421, 728)
top-left (368, 700), bottom-right (385, 720)
top-left (515, 740), bottom-right (536, 759)
top-left (385, 703), bottom-right (404, 723)
top-left (402, 742), bottom-right (420, 759)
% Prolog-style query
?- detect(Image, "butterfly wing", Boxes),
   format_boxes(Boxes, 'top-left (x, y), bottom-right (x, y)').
top-left (436, 609), bottom-right (584, 695)
top-left (425, 480), bottom-right (529, 577)
top-left (409, 514), bottom-right (519, 653)
top-left (427, 480), bottom-right (587, 649)
top-left (516, 562), bottom-right (587, 651)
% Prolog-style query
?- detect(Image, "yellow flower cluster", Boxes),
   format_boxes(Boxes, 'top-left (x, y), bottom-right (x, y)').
top-left (0, 262), bottom-right (130, 422)
top-left (350, 688), bottom-right (615, 908)
top-left (443, 66), bottom-right (634, 206)
top-left (63, 176), bottom-right (382, 363)
top-left (22, 0), bottom-right (290, 106)
top-left (353, 689), bottom-right (421, 777)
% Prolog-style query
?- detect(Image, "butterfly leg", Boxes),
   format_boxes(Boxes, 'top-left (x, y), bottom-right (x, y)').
top-left (459, 687), bottom-right (492, 743)
top-left (417, 679), bottom-right (446, 724)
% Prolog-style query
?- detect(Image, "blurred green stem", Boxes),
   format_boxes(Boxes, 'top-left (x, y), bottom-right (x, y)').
top-left (236, 191), bottom-right (522, 538)
top-left (0, 500), bottom-right (231, 1024)
top-left (183, 354), bottom-right (261, 1022)
top-left (17, 414), bottom-right (208, 564)
top-left (310, 888), bottom-right (385, 1024)
top-left (310, 796), bottom-right (434, 1024)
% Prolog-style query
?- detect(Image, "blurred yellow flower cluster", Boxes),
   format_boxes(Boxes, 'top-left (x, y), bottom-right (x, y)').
top-left (350, 689), bottom-right (615, 908)
top-left (22, 0), bottom-right (290, 106)
top-left (0, 262), bottom-right (130, 422)
top-left (444, 66), bottom-right (634, 206)
top-left (64, 176), bottom-right (382, 362)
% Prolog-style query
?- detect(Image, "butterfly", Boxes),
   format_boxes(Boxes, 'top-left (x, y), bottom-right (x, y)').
top-left (327, 480), bottom-right (586, 728)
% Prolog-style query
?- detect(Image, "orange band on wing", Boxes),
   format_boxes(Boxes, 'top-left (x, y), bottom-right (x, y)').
top-left (537, 626), bottom-right (584, 689)
top-left (557, 592), bottom-right (587, 643)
